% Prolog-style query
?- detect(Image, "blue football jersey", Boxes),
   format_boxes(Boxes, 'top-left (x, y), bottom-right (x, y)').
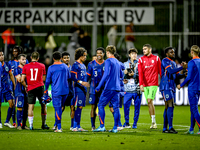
top-left (120, 62), bottom-right (125, 92)
top-left (87, 60), bottom-right (105, 94)
top-left (71, 61), bottom-right (87, 93)
top-left (14, 66), bottom-right (26, 97)
top-left (1, 62), bottom-right (12, 93)
top-left (67, 65), bottom-right (74, 94)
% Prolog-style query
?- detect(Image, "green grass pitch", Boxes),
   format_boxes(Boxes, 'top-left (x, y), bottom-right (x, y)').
top-left (0, 105), bottom-right (200, 149)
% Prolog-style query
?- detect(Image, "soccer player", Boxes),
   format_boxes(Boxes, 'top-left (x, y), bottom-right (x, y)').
top-left (44, 51), bottom-right (70, 132)
top-left (177, 45), bottom-right (200, 134)
top-left (87, 47), bottom-right (105, 131)
top-left (21, 51), bottom-right (49, 130)
top-left (0, 61), bottom-right (2, 128)
top-left (14, 54), bottom-right (29, 130)
top-left (93, 45), bottom-right (123, 133)
top-left (160, 47), bottom-right (187, 134)
top-left (58, 51), bottom-right (75, 130)
top-left (123, 48), bottom-right (142, 129)
top-left (138, 44), bottom-right (161, 129)
top-left (0, 50), bottom-right (16, 128)
top-left (71, 48), bottom-right (90, 132)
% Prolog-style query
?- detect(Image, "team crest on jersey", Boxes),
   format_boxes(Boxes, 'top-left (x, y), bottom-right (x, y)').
top-left (152, 60), bottom-right (154, 63)
top-left (5, 66), bottom-right (9, 72)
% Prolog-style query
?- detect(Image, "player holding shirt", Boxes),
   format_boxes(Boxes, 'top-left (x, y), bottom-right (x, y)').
top-left (87, 47), bottom-right (105, 131)
top-left (21, 52), bottom-right (49, 130)
top-left (177, 45), bottom-right (200, 134)
top-left (93, 45), bottom-right (123, 133)
top-left (71, 48), bottom-right (90, 132)
top-left (0, 50), bottom-right (16, 128)
top-left (160, 47), bottom-right (187, 133)
top-left (44, 51), bottom-right (70, 132)
top-left (14, 54), bottom-right (29, 130)
top-left (138, 44), bottom-right (161, 129)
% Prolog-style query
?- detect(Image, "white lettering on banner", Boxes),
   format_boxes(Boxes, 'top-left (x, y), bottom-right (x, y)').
top-left (0, 7), bottom-right (154, 25)
top-left (132, 87), bottom-right (200, 105)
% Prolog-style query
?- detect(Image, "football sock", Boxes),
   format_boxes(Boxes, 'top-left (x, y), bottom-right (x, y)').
top-left (28, 116), bottom-right (33, 127)
top-left (41, 113), bottom-right (47, 125)
top-left (118, 110), bottom-right (122, 127)
top-left (151, 115), bottom-right (156, 124)
top-left (190, 113), bottom-right (195, 131)
top-left (6, 107), bottom-right (13, 123)
top-left (113, 108), bottom-right (119, 129)
top-left (21, 109), bottom-right (24, 123)
top-left (17, 110), bottom-right (22, 126)
top-left (167, 107), bottom-right (174, 130)
top-left (54, 107), bottom-right (62, 130)
top-left (12, 106), bottom-right (16, 123)
top-left (75, 107), bottom-right (82, 128)
top-left (190, 104), bottom-right (200, 128)
top-left (91, 117), bottom-right (95, 127)
top-left (71, 118), bottom-right (74, 127)
top-left (98, 105), bottom-right (105, 128)
top-left (163, 109), bottom-right (168, 130)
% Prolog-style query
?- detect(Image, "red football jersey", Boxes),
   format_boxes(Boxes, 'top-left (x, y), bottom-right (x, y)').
top-left (22, 61), bottom-right (46, 91)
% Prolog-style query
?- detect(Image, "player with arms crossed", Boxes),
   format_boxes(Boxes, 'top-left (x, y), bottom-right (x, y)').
top-left (44, 51), bottom-right (70, 132)
top-left (0, 50), bottom-right (16, 128)
top-left (71, 48), bottom-right (90, 132)
top-left (87, 47), bottom-right (105, 131)
top-left (21, 52), bottom-right (49, 130)
top-left (93, 45), bottom-right (123, 133)
top-left (160, 47), bottom-right (187, 133)
top-left (138, 44), bottom-right (161, 129)
top-left (177, 45), bottom-right (200, 134)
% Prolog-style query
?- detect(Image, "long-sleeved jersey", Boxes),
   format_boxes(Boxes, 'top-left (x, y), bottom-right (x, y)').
top-left (160, 57), bottom-right (183, 91)
top-left (1, 62), bottom-right (12, 93)
top-left (138, 54), bottom-right (161, 87)
top-left (87, 60), bottom-right (105, 94)
top-left (96, 56), bottom-right (123, 92)
top-left (71, 61), bottom-right (87, 93)
top-left (180, 57), bottom-right (200, 91)
top-left (45, 62), bottom-right (70, 96)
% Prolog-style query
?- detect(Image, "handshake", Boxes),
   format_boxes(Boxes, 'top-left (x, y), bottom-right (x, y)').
top-left (41, 91), bottom-right (52, 104)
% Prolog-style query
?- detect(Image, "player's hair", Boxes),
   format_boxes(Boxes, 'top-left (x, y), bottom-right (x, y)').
top-left (18, 54), bottom-right (27, 60)
top-left (191, 45), bottom-right (200, 55)
top-left (75, 47), bottom-right (87, 60)
top-left (106, 45), bottom-right (116, 54)
top-left (114, 53), bottom-right (121, 61)
top-left (31, 51), bottom-right (40, 60)
top-left (13, 45), bottom-right (23, 54)
top-left (53, 51), bottom-right (62, 60)
top-left (164, 47), bottom-right (174, 54)
top-left (143, 44), bottom-right (152, 49)
top-left (96, 47), bottom-right (105, 53)
top-left (128, 48), bottom-right (138, 54)
top-left (0, 49), bottom-right (3, 53)
top-left (62, 51), bottom-right (70, 58)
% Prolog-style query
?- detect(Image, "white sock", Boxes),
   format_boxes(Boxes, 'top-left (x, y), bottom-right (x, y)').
top-left (28, 116), bottom-right (34, 127)
top-left (151, 115), bottom-right (156, 123)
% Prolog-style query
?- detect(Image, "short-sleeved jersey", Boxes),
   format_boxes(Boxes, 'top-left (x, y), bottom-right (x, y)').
top-left (96, 56), bottom-right (123, 91)
top-left (1, 62), bottom-right (12, 93)
top-left (22, 61), bottom-right (46, 91)
top-left (45, 62), bottom-right (70, 96)
top-left (71, 61), bottom-right (87, 93)
top-left (87, 60), bottom-right (105, 94)
top-left (14, 66), bottom-right (26, 97)
top-left (160, 57), bottom-right (183, 91)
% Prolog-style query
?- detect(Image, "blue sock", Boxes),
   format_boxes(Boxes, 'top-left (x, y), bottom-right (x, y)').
top-left (12, 106), bottom-right (16, 124)
top-left (163, 109), bottom-right (168, 131)
top-left (17, 110), bottom-right (21, 126)
top-left (167, 107), bottom-right (174, 130)
top-left (118, 110), bottom-right (122, 127)
top-left (71, 118), bottom-right (74, 128)
top-left (91, 117), bottom-right (95, 127)
top-left (75, 107), bottom-right (82, 128)
top-left (6, 107), bottom-right (13, 123)
top-left (190, 113), bottom-right (195, 131)
top-left (124, 102), bottom-right (130, 124)
top-left (113, 108), bottom-right (119, 129)
top-left (54, 107), bottom-right (62, 130)
top-left (98, 106), bottom-right (105, 128)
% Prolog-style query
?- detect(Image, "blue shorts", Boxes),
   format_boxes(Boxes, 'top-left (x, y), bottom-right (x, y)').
top-left (89, 92), bottom-right (101, 105)
top-left (75, 92), bottom-right (86, 107)
top-left (1, 91), bottom-right (14, 102)
top-left (15, 96), bottom-right (24, 108)
top-left (98, 90), bottom-right (120, 109)
top-left (64, 92), bottom-right (74, 106)
top-left (188, 90), bottom-right (200, 105)
top-left (161, 90), bottom-right (175, 102)
top-left (52, 95), bottom-right (68, 107)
